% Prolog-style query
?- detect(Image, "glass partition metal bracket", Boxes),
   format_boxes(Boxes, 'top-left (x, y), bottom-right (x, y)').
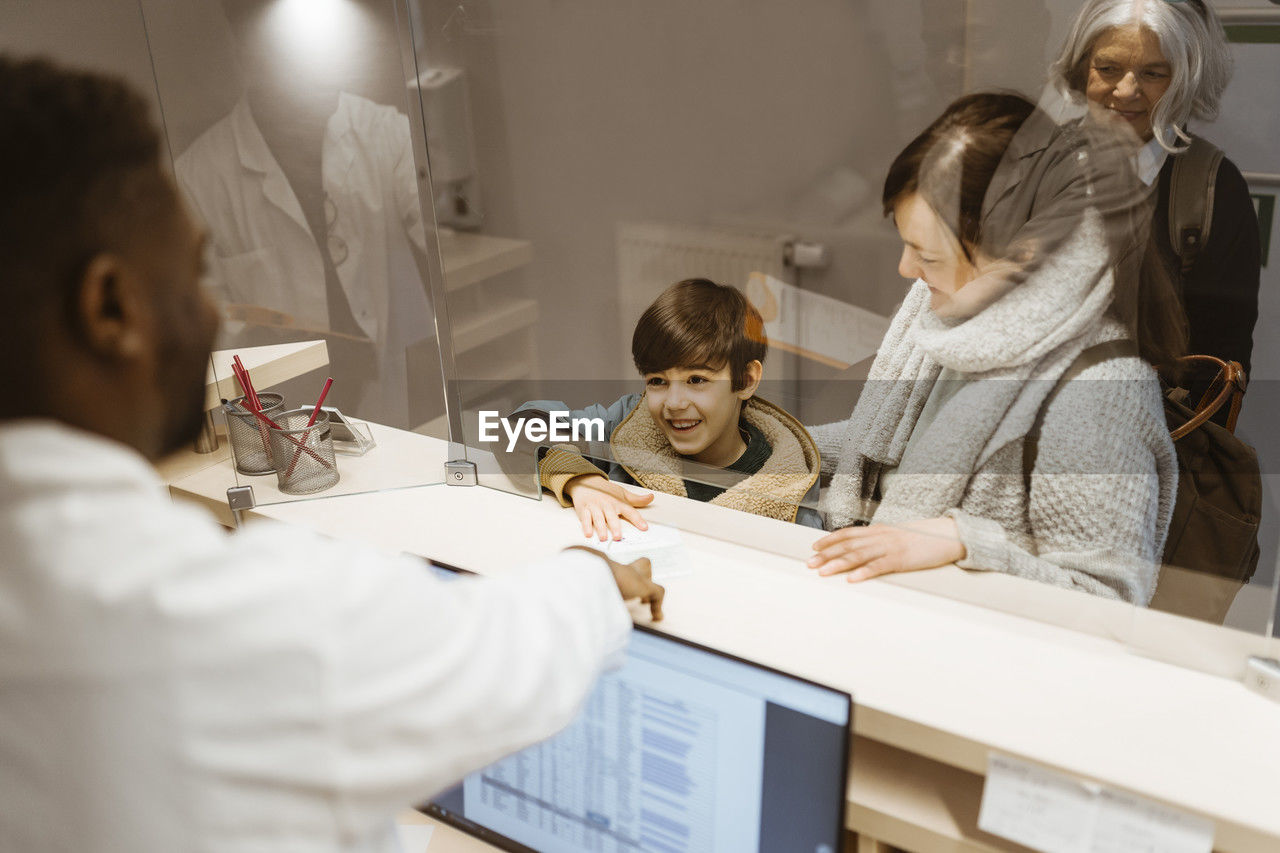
top-left (445, 460), bottom-right (478, 487)
top-left (226, 485), bottom-right (256, 528)
top-left (1244, 657), bottom-right (1280, 704)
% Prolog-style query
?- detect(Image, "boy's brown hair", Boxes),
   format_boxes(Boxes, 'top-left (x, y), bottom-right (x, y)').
top-left (631, 278), bottom-right (767, 392)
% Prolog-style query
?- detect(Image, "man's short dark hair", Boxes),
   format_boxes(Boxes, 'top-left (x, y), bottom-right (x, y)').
top-left (0, 55), bottom-right (170, 331)
top-left (631, 278), bottom-right (767, 392)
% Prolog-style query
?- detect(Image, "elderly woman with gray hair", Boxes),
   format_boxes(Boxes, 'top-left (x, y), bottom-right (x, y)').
top-left (1054, 0), bottom-right (1260, 397)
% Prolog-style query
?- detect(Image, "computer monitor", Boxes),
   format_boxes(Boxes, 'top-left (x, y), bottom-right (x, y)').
top-left (422, 563), bottom-right (852, 853)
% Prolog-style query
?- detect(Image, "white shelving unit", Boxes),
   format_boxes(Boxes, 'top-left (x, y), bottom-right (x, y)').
top-left (410, 231), bottom-right (537, 436)
top-left (451, 296), bottom-right (538, 354)
top-left (440, 231), bottom-right (533, 292)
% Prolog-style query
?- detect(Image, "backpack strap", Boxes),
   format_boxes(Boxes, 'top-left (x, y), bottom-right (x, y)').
top-left (1022, 339), bottom-right (1139, 487)
top-left (1168, 135), bottom-right (1224, 275)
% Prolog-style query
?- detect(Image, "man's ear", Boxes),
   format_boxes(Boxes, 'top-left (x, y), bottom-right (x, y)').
top-left (73, 254), bottom-right (149, 361)
top-left (736, 359), bottom-right (764, 400)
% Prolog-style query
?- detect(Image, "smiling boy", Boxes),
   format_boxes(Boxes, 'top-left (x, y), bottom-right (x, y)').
top-left (518, 279), bottom-right (822, 538)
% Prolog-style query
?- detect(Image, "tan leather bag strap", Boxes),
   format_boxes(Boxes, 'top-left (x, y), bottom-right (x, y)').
top-left (1169, 354), bottom-right (1247, 440)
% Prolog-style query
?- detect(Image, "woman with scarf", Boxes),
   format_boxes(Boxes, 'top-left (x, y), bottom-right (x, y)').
top-left (807, 92), bottom-right (1183, 604)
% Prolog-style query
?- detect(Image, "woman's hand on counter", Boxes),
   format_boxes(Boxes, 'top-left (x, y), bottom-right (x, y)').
top-left (807, 516), bottom-right (965, 582)
top-left (564, 475), bottom-right (653, 541)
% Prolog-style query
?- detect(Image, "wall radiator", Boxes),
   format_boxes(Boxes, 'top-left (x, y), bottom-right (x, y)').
top-left (616, 222), bottom-right (796, 374)
top-left (616, 221), bottom-right (888, 377)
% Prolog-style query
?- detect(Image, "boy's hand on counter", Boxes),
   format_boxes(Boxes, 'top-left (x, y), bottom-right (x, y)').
top-left (563, 475), bottom-right (653, 542)
top-left (566, 546), bottom-right (664, 621)
top-left (806, 516), bottom-right (966, 582)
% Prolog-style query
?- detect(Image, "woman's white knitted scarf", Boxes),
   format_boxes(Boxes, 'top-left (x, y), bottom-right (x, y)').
top-left (821, 210), bottom-right (1117, 529)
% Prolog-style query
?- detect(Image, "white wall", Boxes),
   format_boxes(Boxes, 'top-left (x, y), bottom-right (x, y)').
top-left (0, 0), bottom-right (162, 145)
top-left (412, 0), bottom-right (967, 381)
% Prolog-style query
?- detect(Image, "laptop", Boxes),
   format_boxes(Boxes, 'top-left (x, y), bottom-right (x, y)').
top-left (422, 560), bottom-right (852, 853)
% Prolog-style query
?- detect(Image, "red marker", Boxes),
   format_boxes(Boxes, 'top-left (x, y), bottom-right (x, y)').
top-left (284, 377), bottom-right (335, 477)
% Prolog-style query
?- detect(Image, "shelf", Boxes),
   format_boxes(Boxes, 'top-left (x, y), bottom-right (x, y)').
top-left (204, 340), bottom-right (330, 411)
top-left (164, 421), bottom-right (446, 525)
top-left (451, 298), bottom-right (538, 354)
top-left (848, 737), bottom-right (1032, 853)
top-left (458, 354), bottom-right (534, 386)
top-left (440, 231), bottom-right (533, 292)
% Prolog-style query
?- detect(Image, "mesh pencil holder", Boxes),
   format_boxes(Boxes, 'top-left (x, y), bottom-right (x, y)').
top-left (226, 392), bottom-right (285, 475)
top-left (266, 409), bottom-right (341, 495)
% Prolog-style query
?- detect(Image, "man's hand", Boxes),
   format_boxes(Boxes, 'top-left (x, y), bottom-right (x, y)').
top-left (564, 475), bottom-right (654, 541)
top-left (806, 516), bottom-right (965, 582)
top-left (566, 546), bottom-right (664, 621)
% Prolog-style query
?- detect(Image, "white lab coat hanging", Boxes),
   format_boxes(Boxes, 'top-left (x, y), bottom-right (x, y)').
top-left (176, 93), bottom-right (435, 426)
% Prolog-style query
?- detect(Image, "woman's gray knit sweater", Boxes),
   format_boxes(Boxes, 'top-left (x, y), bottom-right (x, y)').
top-left (813, 214), bottom-right (1176, 604)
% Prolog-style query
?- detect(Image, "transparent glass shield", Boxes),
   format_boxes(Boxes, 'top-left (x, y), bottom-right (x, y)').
top-left (1213, 17), bottom-right (1280, 644)
top-left (408, 0), bottom-right (1279, 671)
top-left (140, 0), bottom-right (451, 506)
top-left (398, 0), bottom-right (541, 497)
top-left (503, 364), bottom-right (1277, 660)
top-left (402, 0), bottom-right (958, 501)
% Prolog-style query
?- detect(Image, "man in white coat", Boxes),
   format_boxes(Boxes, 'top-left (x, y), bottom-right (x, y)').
top-left (0, 56), bottom-right (664, 852)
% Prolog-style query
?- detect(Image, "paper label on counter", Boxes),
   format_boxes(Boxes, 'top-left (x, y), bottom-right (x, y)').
top-left (1092, 788), bottom-right (1214, 853)
top-left (978, 753), bottom-right (1214, 853)
top-left (979, 753), bottom-right (1099, 853)
top-left (603, 523), bottom-right (692, 581)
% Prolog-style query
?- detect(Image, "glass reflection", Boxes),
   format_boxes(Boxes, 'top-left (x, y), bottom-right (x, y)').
top-left (414, 0), bottom-right (1277, 630)
top-left (154, 0), bottom-right (438, 429)
top-left (3, 0), bottom-right (1276, 632)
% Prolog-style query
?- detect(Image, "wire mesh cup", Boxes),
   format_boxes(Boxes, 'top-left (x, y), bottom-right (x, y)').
top-left (226, 392), bottom-right (285, 475)
top-left (266, 409), bottom-right (341, 495)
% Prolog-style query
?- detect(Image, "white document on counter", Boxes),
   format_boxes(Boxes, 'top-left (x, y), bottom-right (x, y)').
top-left (603, 523), bottom-right (692, 581)
top-left (978, 753), bottom-right (1214, 853)
top-left (979, 752), bottom-right (1099, 853)
top-left (1092, 788), bottom-right (1214, 853)
top-left (394, 823), bottom-right (434, 851)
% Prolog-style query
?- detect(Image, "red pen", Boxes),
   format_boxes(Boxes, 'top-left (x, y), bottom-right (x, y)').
top-left (284, 377), bottom-right (334, 477)
top-left (247, 405), bottom-right (333, 471)
top-left (231, 358), bottom-right (272, 455)
top-left (306, 378), bottom-right (333, 428)
top-left (232, 355), bottom-right (261, 411)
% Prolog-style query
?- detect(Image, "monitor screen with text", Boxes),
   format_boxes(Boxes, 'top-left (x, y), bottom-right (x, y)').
top-left (426, 624), bottom-right (851, 853)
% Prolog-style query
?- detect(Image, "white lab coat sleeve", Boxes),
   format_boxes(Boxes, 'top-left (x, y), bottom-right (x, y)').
top-left (323, 544), bottom-right (633, 826)
top-left (167, 521), bottom-right (629, 841)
